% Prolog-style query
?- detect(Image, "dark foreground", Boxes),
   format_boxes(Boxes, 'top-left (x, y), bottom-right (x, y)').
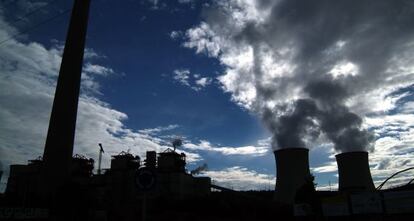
top-left (1, 190), bottom-right (413, 221)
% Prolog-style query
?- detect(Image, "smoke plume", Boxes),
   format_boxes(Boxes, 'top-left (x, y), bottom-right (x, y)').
top-left (191, 163), bottom-right (208, 175)
top-left (183, 0), bottom-right (414, 152)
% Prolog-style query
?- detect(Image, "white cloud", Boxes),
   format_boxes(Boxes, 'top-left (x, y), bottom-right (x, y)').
top-left (138, 124), bottom-right (179, 135)
top-left (145, 0), bottom-right (165, 10)
top-left (311, 161), bottom-right (337, 174)
top-left (173, 69), bottom-right (191, 86)
top-left (201, 166), bottom-right (275, 190)
top-left (183, 139), bottom-right (269, 156)
top-left (170, 30), bottom-right (182, 40)
top-left (195, 77), bottom-right (212, 87)
top-left (83, 63), bottom-right (114, 76)
top-left (183, 22), bottom-right (221, 57)
top-left (316, 182), bottom-right (338, 191)
top-left (328, 61), bottom-right (359, 78)
top-left (173, 68), bottom-right (212, 91)
top-left (84, 48), bottom-right (105, 59)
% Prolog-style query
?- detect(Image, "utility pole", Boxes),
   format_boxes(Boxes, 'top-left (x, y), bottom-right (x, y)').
top-left (98, 143), bottom-right (104, 175)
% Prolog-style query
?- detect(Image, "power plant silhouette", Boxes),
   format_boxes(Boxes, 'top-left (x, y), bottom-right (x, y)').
top-left (1, 0), bottom-right (414, 220)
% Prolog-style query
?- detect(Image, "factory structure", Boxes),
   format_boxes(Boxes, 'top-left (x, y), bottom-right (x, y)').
top-left (0, 0), bottom-right (414, 220)
top-left (3, 148), bottom-right (211, 219)
top-left (273, 147), bottom-right (414, 218)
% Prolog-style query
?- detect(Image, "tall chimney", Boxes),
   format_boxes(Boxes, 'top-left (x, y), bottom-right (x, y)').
top-left (335, 151), bottom-right (375, 192)
top-left (274, 147), bottom-right (311, 204)
top-left (42, 0), bottom-right (91, 191)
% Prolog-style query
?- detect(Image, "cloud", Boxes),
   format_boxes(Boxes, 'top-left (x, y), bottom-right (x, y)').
top-left (367, 121), bottom-right (414, 189)
top-left (144, 0), bottom-right (167, 10)
top-left (138, 124), bottom-right (180, 135)
top-left (183, 22), bottom-right (221, 57)
top-left (201, 166), bottom-right (275, 190)
top-left (316, 182), bottom-right (338, 191)
top-left (172, 68), bottom-right (212, 91)
top-left (195, 77), bottom-right (212, 87)
top-left (173, 69), bottom-right (191, 86)
top-left (83, 63), bottom-right (114, 76)
top-left (183, 139), bottom-right (269, 156)
top-left (311, 162), bottom-right (337, 174)
top-left (170, 30), bottom-right (182, 40)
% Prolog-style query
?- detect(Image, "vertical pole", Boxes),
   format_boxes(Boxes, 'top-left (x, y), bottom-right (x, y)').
top-left (41, 0), bottom-right (91, 200)
top-left (98, 143), bottom-right (103, 175)
top-left (329, 180), bottom-right (331, 191)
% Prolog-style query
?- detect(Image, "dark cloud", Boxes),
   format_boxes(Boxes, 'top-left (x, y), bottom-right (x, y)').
top-left (264, 79), bottom-right (375, 152)
top-left (188, 0), bottom-right (414, 152)
top-left (305, 79), bottom-right (375, 152)
top-left (264, 99), bottom-right (320, 148)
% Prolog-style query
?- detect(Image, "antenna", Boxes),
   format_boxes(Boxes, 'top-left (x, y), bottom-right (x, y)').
top-left (329, 180), bottom-right (331, 191)
top-left (98, 143), bottom-right (105, 175)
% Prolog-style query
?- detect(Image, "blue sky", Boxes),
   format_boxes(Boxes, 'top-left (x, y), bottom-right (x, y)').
top-left (1, 0), bottom-right (414, 192)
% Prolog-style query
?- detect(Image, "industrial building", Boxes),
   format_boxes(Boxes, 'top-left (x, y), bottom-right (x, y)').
top-left (3, 148), bottom-right (211, 220)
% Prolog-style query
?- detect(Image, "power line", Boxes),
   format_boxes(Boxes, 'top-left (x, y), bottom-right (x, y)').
top-left (1, 0), bottom-right (55, 12)
top-left (5, 0), bottom-right (60, 26)
top-left (0, 8), bottom-right (71, 47)
top-left (377, 167), bottom-right (414, 190)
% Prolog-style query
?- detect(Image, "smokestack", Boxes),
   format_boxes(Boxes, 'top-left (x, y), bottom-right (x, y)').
top-left (335, 151), bottom-right (375, 192)
top-left (42, 0), bottom-right (91, 190)
top-left (274, 147), bottom-right (311, 204)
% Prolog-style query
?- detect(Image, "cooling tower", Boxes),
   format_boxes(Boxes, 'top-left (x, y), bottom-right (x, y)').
top-left (274, 147), bottom-right (311, 204)
top-left (335, 151), bottom-right (375, 192)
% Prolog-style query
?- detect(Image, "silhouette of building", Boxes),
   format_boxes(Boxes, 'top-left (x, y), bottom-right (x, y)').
top-left (4, 148), bottom-right (212, 219)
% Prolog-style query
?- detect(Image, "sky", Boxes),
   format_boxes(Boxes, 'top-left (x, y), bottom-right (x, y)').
top-left (1, 0), bottom-right (414, 192)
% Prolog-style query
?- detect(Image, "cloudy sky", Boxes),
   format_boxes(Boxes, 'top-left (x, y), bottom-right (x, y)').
top-left (1, 0), bottom-right (414, 192)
